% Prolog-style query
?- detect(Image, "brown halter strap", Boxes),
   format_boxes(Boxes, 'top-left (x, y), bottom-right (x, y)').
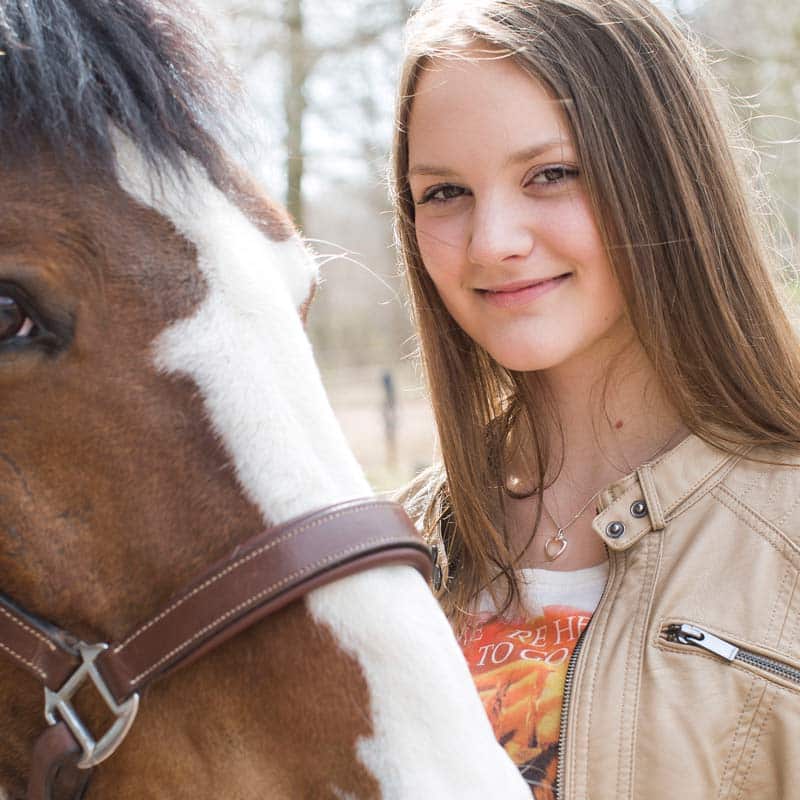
top-left (0, 498), bottom-right (433, 800)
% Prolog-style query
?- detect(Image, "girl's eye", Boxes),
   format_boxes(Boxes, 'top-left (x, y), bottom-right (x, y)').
top-left (528, 165), bottom-right (580, 187)
top-left (418, 184), bottom-right (468, 205)
top-left (0, 296), bottom-right (36, 341)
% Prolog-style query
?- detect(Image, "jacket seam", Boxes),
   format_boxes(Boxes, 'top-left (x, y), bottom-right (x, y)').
top-left (775, 573), bottom-right (800, 649)
top-left (666, 452), bottom-right (742, 515)
top-left (663, 480), bottom-right (717, 522)
top-left (729, 466), bottom-right (772, 508)
top-left (767, 568), bottom-right (793, 651)
top-left (716, 676), bottom-right (760, 800)
top-left (714, 483), bottom-right (792, 542)
top-left (728, 682), bottom-right (768, 800)
top-left (781, 573), bottom-right (800, 654)
top-left (775, 489), bottom-right (800, 528)
top-left (733, 687), bottom-right (776, 800)
top-left (712, 485), bottom-right (800, 570)
top-left (637, 464), bottom-right (665, 530)
top-left (648, 455), bottom-right (738, 531)
top-left (625, 535), bottom-right (661, 798)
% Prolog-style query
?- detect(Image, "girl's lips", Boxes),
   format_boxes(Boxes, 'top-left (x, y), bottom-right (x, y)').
top-left (478, 273), bottom-right (571, 308)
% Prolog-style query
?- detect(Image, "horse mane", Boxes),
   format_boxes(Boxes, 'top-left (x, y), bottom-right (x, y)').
top-left (0, 0), bottom-right (240, 179)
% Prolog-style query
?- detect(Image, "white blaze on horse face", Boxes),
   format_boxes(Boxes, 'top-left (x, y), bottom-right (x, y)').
top-left (113, 134), bottom-right (371, 522)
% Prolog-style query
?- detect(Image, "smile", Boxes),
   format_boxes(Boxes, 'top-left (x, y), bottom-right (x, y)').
top-left (478, 273), bottom-right (571, 308)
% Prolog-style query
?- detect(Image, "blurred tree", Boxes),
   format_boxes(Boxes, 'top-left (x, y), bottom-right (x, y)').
top-left (688, 0), bottom-right (800, 263)
top-left (283, 0), bottom-right (307, 228)
top-left (217, 0), bottom-right (417, 231)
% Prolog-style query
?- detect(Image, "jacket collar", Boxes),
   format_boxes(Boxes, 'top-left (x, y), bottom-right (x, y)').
top-left (591, 433), bottom-right (747, 551)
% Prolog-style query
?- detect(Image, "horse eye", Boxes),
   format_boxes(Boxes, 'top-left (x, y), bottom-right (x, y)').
top-left (0, 296), bottom-right (35, 340)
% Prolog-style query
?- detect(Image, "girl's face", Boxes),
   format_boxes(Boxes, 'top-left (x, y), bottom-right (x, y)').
top-left (407, 53), bottom-right (628, 374)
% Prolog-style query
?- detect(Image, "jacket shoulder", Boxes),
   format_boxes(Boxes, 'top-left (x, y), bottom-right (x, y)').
top-left (719, 445), bottom-right (800, 542)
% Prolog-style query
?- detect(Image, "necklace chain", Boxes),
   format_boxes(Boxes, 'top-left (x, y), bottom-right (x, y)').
top-left (538, 425), bottom-right (683, 561)
top-left (541, 492), bottom-right (597, 561)
top-left (542, 489), bottom-right (598, 533)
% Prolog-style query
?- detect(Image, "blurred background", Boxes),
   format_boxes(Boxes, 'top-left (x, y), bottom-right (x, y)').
top-left (199, 0), bottom-right (800, 490)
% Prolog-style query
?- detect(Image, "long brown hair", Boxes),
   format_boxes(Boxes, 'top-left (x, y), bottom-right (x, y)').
top-left (391, 0), bottom-right (800, 629)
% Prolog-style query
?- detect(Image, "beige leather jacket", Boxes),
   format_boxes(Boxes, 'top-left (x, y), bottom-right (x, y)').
top-left (560, 433), bottom-right (800, 799)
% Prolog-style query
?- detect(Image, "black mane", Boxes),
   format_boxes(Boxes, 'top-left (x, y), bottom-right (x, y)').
top-left (0, 0), bottom-right (239, 177)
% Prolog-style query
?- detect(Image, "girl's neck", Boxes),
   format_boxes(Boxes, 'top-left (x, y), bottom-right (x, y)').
top-left (530, 329), bottom-right (687, 495)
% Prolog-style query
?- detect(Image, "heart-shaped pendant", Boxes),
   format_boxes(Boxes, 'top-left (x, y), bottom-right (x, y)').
top-left (544, 529), bottom-right (568, 561)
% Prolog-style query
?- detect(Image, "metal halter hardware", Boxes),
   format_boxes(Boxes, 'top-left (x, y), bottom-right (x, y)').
top-left (43, 643), bottom-right (140, 769)
top-left (0, 498), bottom-right (433, 800)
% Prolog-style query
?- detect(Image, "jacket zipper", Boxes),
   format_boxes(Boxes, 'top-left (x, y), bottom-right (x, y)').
top-left (554, 546), bottom-right (615, 800)
top-left (554, 622), bottom-right (588, 799)
top-left (663, 623), bottom-right (800, 686)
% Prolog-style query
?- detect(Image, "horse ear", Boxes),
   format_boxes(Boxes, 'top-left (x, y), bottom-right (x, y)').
top-left (299, 279), bottom-right (318, 327)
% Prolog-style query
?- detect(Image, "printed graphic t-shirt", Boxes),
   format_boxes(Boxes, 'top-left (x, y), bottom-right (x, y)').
top-left (460, 563), bottom-right (608, 799)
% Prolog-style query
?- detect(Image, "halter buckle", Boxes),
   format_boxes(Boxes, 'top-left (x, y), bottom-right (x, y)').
top-left (44, 642), bottom-right (139, 769)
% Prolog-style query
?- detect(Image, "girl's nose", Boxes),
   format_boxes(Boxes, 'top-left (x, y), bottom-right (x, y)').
top-left (467, 196), bottom-right (535, 267)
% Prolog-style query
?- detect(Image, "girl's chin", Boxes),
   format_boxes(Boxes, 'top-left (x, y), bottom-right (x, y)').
top-left (486, 348), bottom-right (567, 373)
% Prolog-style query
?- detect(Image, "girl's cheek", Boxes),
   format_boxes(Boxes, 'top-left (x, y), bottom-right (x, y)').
top-left (416, 217), bottom-right (469, 272)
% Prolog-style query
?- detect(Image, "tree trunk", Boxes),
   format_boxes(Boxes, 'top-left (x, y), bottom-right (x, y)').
top-left (283, 0), bottom-right (307, 231)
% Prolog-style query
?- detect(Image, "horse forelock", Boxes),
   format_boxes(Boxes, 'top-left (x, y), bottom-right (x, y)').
top-left (0, 0), bottom-right (236, 184)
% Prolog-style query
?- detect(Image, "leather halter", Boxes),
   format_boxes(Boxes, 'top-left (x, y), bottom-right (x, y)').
top-left (0, 498), bottom-right (432, 800)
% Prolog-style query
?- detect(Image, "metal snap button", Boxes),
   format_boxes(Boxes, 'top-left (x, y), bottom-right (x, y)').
top-left (606, 521), bottom-right (625, 539)
top-left (432, 565), bottom-right (443, 592)
top-left (630, 500), bottom-right (648, 519)
top-left (430, 545), bottom-right (443, 590)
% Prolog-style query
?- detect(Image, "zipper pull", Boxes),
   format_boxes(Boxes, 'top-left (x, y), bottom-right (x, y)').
top-left (664, 623), bottom-right (739, 661)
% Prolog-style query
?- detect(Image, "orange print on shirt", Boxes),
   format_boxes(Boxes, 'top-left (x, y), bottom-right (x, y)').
top-left (461, 605), bottom-right (591, 799)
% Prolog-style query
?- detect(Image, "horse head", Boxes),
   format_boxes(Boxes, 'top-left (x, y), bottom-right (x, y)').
top-left (0, 2), bottom-right (529, 798)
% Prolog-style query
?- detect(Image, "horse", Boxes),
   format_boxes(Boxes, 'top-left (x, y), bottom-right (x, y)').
top-left (0, 1), bottom-right (531, 798)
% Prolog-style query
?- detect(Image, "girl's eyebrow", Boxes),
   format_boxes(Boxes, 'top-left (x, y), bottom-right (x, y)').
top-left (504, 138), bottom-right (571, 168)
top-left (408, 137), bottom-right (571, 178)
top-left (408, 164), bottom-right (458, 178)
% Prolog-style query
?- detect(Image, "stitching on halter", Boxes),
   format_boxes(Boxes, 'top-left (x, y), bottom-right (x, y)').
top-left (0, 640), bottom-right (47, 680)
top-left (113, 501), bottom-right (395, 654)
top-left (0, 605), bottom-right (56, 651)
top-left (127, 532), bottom-right (404, 686)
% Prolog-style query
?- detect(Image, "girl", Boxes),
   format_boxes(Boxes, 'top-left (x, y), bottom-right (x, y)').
top-left (392, 1), bottom-right (800, 797)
